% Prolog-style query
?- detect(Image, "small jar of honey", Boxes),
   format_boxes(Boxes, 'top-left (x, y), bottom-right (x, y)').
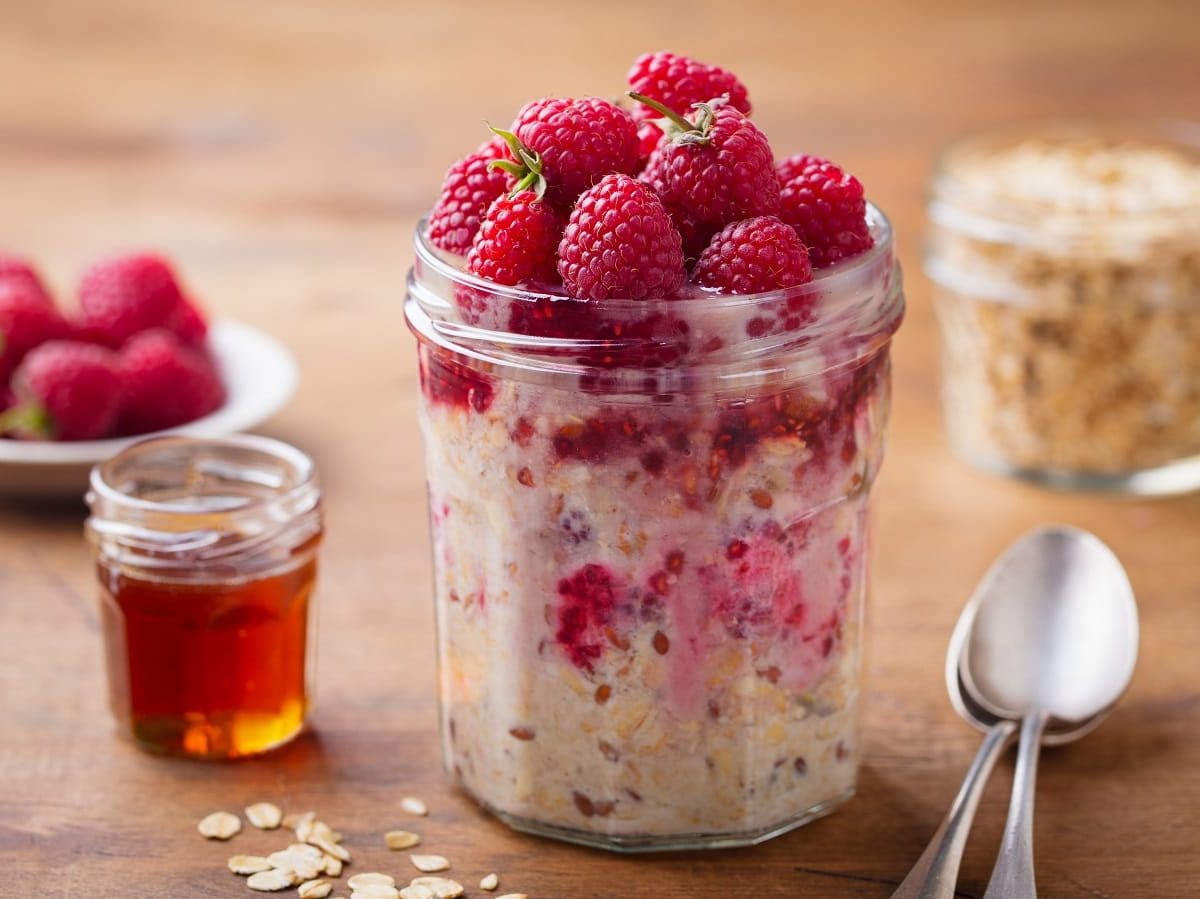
top-left (85, 434), bottom-right (323, 759)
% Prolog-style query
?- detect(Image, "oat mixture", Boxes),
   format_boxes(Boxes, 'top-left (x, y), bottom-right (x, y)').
top-left (928, 136), bottom-right (1200, 477)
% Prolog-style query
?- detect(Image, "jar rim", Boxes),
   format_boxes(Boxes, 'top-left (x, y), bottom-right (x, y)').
top-left (929, 116), bottom-right (1200, 235)
top-left (88, 433), bottom-right (317, 517)
top-left (412, 202), bottom-right (895, 309)
top-left (406, 203), bottom-right (903, 396)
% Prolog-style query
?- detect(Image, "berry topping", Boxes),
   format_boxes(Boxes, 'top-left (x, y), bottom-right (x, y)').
top-left (626, 51), bottom-right (751, 123)
top-left (77, 253), bottom-right (184, 348)
top-left (510, 97), bottom-right (640, 205)
top-left (555, 563), bottom-right (622, 671)
top-left (0, 278), bottom-right (67, 382)
top-left (557, 174), bottom-right (686, 300)
top-left (2, 340), bottom-right (122, 440)
top-left (118, 329), bottom-right (225, 433)
top-left (777, 154), bottom-right (873, 268)
top-left (693, 215), bottom-right (813, 294)
top-left (635, 97), bottom-right (780, 257)
top-left (467, 191), bottom-right (562, 286)
top-left (419, 350), bottom-right (494, 413)
top-left (426, 138), bottom-right (511, 256)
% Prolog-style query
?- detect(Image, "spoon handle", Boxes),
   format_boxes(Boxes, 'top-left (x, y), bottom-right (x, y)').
top-left (891, 719), bottom-right (1018, 899)
top-left (983, 710), bottom-right (1051, 898)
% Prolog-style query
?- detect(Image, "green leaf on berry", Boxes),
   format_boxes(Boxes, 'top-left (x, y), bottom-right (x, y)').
top-left (485, 124), bottom-right (548, 199)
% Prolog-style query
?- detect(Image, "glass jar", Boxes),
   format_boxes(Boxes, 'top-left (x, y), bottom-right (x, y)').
top-left (405, 205), bottom-right (903, 851)
top-left (85, 435), bottom-right (323, 759)
top-left (927, 119), bottom-right (1200, 493)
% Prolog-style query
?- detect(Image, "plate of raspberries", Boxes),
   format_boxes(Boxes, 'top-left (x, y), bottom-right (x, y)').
top-left (0, 252), bottom-right (297, 496)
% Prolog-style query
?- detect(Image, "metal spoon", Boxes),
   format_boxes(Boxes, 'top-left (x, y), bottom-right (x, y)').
top-left (965, 526), bottom-right (1138, 898)
top-left (892, 526), bottom-right (1138, 899)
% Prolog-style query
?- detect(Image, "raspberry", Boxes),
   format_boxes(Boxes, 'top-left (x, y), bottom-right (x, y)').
top-left (466, 191), bottom-right (561, 286)
top-left (0, 254), bottom-right (50, 301)
top-left (636, 121), bottom-right (663, 167)
top-left (511, 98), bottom-right (640, 205)
top-left (0, 279), bottom-right (67, 382)
top-left (419, 350), bottom-right (494, 413)
top-left (426, 138), bottom-right (511, 256)
top-left (78, 253), bottom-right (184, 348)
top-left (4, 340), bottom-right (122, 440)
top-left (555, 563), bottom-right (621, 671)
top-left (637, 100), bottom-right (780, 257)
top-left (167, 296), bottom-right (209, 345)
top-left (557, 174), bottom-right (686, 300)
top-left (693, 215), bottom-right (813, 294)
top-left (777, 154), bottom-right (873, 268)
top-left (118, 329), bottom-right (225, 433)
top-left (626, 51), bottom-right (751, 123)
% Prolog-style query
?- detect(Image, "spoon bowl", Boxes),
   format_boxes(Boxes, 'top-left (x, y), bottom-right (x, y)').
top-left (960, 525), bottom-right (1138, 725)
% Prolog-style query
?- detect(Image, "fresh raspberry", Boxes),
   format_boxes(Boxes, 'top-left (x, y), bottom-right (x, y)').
top-left (0, 254), bottom-right (51, 301)
top-left (426, 138), bottom-right (511, 256)
top-left (419, 349), bottom-right (494, 413)
top-left (777, 154), bottom-right (873, 268)
top-left (467, 191), bottom-right (562, 286)
top-left (693, 215), bottom-right (813, 294)
top-left (78, 253), bottom-right (184, 348)
top-left (626, 51), bottom-right (751, 123)
top-left (118, 329), bottom-right (225, 433)
top-left (557, 174), bottom-right (686, 300)
top-left (167, 296), bottom-right (209, 345)
top-left (512, 98), bottom-right (640, 205)
top-left (0, 279), bottom-right (68, 382)
top-left (4, 340), bottom-right (122, 440)
top-left (638, 101), bottom-right (780, 257)
top-left (636, 120), bottom-right (663, 165)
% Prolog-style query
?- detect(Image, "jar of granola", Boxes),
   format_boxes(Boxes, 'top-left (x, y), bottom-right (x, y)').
top-left (405, 205), bottom-right (903, 851)
top-left (927, 120), bottom-right (1200, 493)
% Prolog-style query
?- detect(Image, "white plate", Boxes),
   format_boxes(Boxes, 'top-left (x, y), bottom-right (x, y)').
top-left (0, 319), bottom-right (299, 498)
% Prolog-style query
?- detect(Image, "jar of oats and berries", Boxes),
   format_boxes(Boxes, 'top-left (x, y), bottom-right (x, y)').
top-left (405, 52), bottom-right (904, 852)
top-left (927, 119), bottom-right (1200, 493)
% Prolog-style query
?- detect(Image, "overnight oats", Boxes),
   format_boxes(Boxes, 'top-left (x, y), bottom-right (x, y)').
top-left (405, 52), bottom-right (904, 851)
top-left (927, 121), bottom-right (1200, 493)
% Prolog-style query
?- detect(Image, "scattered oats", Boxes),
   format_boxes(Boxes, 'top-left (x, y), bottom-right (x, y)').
top-left (289, 843), bottom-right (326, 862)
top-left (322, 855), bottom-right (344, 877)
top-left (268, 850), bottom-right (297, 872)
top-left (479, 873), bottom-right (499, 891)
top-left (410, 877), bottom-right (464, 898)
top-left (496, 894), bottom-right (528, 899)
top-left (198, 810), bottom-right (241, 840)
top-left (400, 797), bottom-right (428, 817)
top-left (410, 855), bottom-right (449, 874)
top-left (296, 817), bottom-right (317, 842)
top-left (385, 830), bottom-right (421, 850)
top-left (310, 820), bottom-right (343, 843)
top-left (299, 879), bottom-right (334, 899)
top-left (399, 887), bottom-right (435, 899)
top-left (350, 886), bottom-right (401, 899)
top-left (348, 873), bottom-right (396, 889)
top-left (228, 855), bottom-right (274, 875)
top-left (313, 835), bottom-right (351, 863)
top-left (245, 802), bottom-right (283, 830)
top-left (247, 868), bottom-right (297, 891)
top-left (284, 811), bottom-right (316, 831)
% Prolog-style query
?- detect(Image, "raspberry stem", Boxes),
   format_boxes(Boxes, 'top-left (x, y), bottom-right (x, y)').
top-left (486, 125), bottom-right (547, 199)
top-left (0, 403), bottom-right (52, 439)
top-left (627, 92), bottom-right (693, 132)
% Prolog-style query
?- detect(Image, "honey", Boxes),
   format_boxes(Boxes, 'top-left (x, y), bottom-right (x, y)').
top-left (87, 435), bottom-right (322, 759)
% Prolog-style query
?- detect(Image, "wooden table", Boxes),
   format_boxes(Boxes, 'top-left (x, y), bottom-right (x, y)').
top-left (2, 1), bottom-right (1198, 895)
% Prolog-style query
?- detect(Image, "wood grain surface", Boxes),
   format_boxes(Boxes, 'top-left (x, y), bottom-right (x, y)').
top-left (2, 1), bottom-right (1198, 896)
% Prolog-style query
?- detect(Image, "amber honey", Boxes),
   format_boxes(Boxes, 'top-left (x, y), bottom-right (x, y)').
top-left (87, 435), bottom-right (323, 760)
top-left (99, 555), bottom-right (317, 758)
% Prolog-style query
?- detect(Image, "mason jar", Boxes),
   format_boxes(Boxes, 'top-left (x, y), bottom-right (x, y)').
top-left (85, 435), bottom-right (323, 759)
top-left (405, 206), bottom-right (903, 851)
top-left (927, 119), bottom-right (1200, 494)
